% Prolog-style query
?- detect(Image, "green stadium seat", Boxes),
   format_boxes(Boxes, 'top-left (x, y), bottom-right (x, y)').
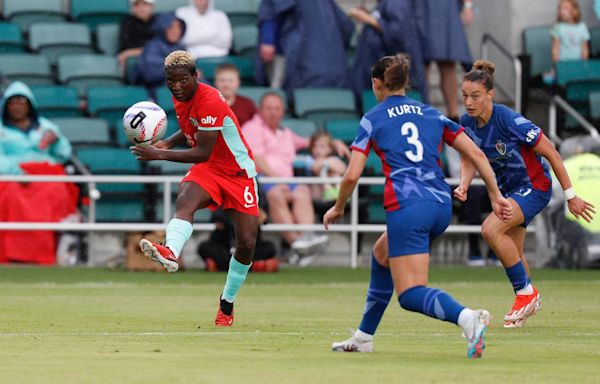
top-left (232, 24), bottom-right (258, 58)
top-left (70, 0), bottom-right (129, 30)
top-left (29, 22), bottom-right (94, 64)
top-left (590, 92), bottom-right (600, 121)
top-left (0, 54), bottom-right (54, 85)
top-left (367, 201), bottom-right (386, 224)
top-left (362, 89), bottom-right (422, 113)
top-left (324, 119), bottom-right (360, 144)
top-left (94, 201), bottom-right (146, 222)
top-left (0, 22), bottom-right (25, 53)
top-left (555, 60), bottom-right (600, 87)
top-left (591, 27), bottom-right (600, 58)
top-left (57, 54), bottom-right (123, 96)
top-left (522, 25), bottom-right (552, 78)
top-left (196, 56), bottom-right (254, 83)
top-left (237, 86), bottom-right (286, 107)
top-left (50, 117), bottom-right (113, 147)
top-left (293, 88), bottom-right (357, 128)
top-left (87, 86), bottom-right (149, 126)
top-left (155, 86), bottom-right (175, 114)
top-left (125, 55), bottom-right (139, 84)
top-left (282, 118), bottom-right (318, 138)
top-left (3, 0), bottom-right (66, 32)
top-left (96, 23), bottom-right (120, 55)
top-left (30, 85), bottom-right (81, 117)
top-left (153, 0), bottom-right (189, 13)
top-left (213, 0), bottom-right (258, 27)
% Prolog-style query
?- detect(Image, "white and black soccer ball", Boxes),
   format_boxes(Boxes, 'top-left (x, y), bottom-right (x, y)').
top-left (123, 101), bottom-right (168, 146)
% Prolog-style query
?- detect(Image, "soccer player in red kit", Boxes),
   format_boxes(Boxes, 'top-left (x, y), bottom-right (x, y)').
top-left (131, 50), bottom-right (259, 326)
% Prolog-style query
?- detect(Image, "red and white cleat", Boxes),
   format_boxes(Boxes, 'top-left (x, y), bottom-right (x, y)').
top-left (503, 286), bottom-right (541, 328)
top-left (215, 298), bottom-right (234, 327)
top-left (139, 239), bottom-right (179, 273)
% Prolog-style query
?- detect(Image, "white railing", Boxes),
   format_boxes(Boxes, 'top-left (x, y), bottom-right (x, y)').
top-left (548, 95), bottom-right (600, 145)
top-left (481, 33), bottom-right (523, 113)
top-left (0, 174), bottom-right (530, 268)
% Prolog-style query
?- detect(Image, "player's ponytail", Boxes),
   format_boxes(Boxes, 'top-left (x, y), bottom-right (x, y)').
top-left (371, 54), bottom-right (410, 91)
top-left (464, 59), bottom-right (495, 90)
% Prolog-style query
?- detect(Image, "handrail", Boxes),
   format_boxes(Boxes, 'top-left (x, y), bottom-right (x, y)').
top-left (481, 33), bottom-right (523, 113)
top-left (548, 95), bottom-right (600, 144)
top-left (0, 174), bottom-right (509, 269)
top-left (68, 154), bottom-right (101, 223)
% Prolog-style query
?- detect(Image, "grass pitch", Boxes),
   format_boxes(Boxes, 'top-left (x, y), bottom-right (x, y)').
top-left (0, 266), bottom-right (599, 384)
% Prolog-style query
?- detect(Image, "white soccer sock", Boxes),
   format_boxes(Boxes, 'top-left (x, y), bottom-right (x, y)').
top-left (458, 308), bottom-right (477, 339)
top-left (516, 283), bottom-right (534, 295)
top-left (355, 329), bottom-right (374, 342)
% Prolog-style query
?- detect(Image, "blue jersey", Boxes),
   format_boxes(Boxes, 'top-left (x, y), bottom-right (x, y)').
top-left (460, 104), bottom-right (551, 195)
top-left (351, 95), bottom-right (463, 211)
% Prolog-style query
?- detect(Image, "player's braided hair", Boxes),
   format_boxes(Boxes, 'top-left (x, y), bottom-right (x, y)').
top-left (464, 59), bottom-right (495, 90)
top-left (164, 50), bottom-right (196, 74)
top-left (371, 54), bottom-right (410, 91)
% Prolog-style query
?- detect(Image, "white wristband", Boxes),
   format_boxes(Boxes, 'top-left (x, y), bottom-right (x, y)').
top-left (564, 187), bottom-right (576, 200)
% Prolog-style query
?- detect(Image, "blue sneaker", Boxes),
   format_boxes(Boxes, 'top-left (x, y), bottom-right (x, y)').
top-left (465, 310), bottom-right (491, 359)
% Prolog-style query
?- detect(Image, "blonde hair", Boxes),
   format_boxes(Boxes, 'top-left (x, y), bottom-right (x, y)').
top-left (558, 0), bottom-right (581, 23)
top-left (164, 50), bottom-right (196, 73)
top-left (463, 59), bottom-right (495, 90)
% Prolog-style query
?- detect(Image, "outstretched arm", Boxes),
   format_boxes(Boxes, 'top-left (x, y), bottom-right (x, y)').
top-left (131, 130), bottom-right (219, 163)
top-left (534, 135), bottom-right (595, 222)
top-left (451, 132), bottom-right (513, 221)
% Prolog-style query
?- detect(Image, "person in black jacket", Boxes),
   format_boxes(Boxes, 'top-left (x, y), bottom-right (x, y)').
top-left (117, 0), bottom-right (157, 71)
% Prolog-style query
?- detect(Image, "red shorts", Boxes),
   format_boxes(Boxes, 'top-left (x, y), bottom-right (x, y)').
top-left (181, 163), bottom-right (259, 216)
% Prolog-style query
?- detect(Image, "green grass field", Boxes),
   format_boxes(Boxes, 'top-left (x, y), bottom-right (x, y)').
top-left (1, 266), bottom-right (599, 384)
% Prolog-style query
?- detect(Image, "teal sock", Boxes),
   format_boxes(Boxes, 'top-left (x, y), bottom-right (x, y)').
top-left (222, 256), bottom-right (252, 303)
top-left (165, 218), bottom-right (193, 258)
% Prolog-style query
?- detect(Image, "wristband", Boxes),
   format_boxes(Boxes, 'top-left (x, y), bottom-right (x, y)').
top-left (564, 187), bottom-right (576, 200)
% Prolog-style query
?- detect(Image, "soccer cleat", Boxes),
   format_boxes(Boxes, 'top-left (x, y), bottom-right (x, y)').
top-left (331, 335), bottom-right (373, 353)
top-left (291, 233), bottom-right (329, 256)
top-left (503, 286), bottom-right (541, 327)
top-left (465, 309), bottom-right (491, 359)
top-left (139, 239), bottom-right (178, 273)
top-left (215, 297), bottom-right (234, 326)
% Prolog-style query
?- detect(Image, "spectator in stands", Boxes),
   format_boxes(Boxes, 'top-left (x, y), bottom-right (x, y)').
top-left (350, 0), bottom-right (428, 103)
top-left (175, 0), bottom-right (232, 59)
top-left (415, 0), bottom-right (474, 121)
top-left (242, 93), bottom-right (349, 257)
top-left (256, 0), bottom-right (354, 96)
top-left (0, 81), bottom-right (78, 265)
top-left (214, 63), bottom-right (256, 126)
top-left (134, 13), bottom-right (186, 93)
top-left (545, 0), bottom-right (590, 83)
top-left (305, 131), bottom-right (346, 202)
top-left (117, 0), bottom-right (157, 70)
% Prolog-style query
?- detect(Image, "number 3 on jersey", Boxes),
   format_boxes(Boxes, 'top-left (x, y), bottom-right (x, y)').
top-left (401, 122), bottom-right (423, 162)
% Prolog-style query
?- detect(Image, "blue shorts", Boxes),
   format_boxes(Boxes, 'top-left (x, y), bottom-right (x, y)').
top-left (508, 186), bottom-right (552, 227)
top-left (386, 200), bottom-right (452, 257)
top-left (260, 183), bottom-right (298, 194)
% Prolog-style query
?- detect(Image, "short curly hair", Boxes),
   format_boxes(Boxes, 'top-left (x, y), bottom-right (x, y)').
top-left (164, 50), bottom-right (196, 74)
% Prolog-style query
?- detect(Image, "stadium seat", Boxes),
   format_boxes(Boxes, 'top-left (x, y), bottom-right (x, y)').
top-left (96, 23), bottom-right (120, 56)
top-left (591, 27), bottom-right (600, 58)
top-left (30, 85), bottom-right (81, 117)
top-left (0, 54), bottom-right (54, 85)
top-left (522, 25), bottom-right (552, 78)
top-left (232, 24), bottom-right (258, 58)
top-left (282, 118), bottom-right (318, 138)
top-left (362, 89), bottom-right (422, 113)
top-left (238, 86), bottom-right (286, 107)
top-left (555, 60), bottom-right (600, 87)
top-left (29, 22), bottom-right (94, 64)
top-left (0, 22), bottom-right (25, 53)
top-left (70, 0), bottom-right (129, 30)
top-left (153, 0), bottom-right (188, 13)
top-left (50, 117), bottom-right (113, 147)
top-left (155, 86), bottom-right (175, 114)
top-left (589, 92), bottom-right (600, 122)
top-left (2, 0), bottom-right (66, 32)
top-left (196, 56), bottom-right (254, 83)
top-left (125, 56), bottom-right (138, 84)
top-left (57, 54), bottom-right (123, 96)
top-left (213, 0), bottom-right (258, 27)
top-left (293, 88), bottom-right (357, 128)
top-left (324, 119), bottom-right (360, 144)
top-left (87, 86), bottom-right (149, 126)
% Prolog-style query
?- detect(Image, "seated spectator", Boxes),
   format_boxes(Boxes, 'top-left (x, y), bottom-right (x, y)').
top-left (134, 13), bottom-right (186, 93)
top-left (0, 81), bottom-right (78, 265)
top-left (305, 131), bottom-right (346, 202)
top-left (117, 0), bottom-right (157, 71)
top-left (545, 0), bottom-right (590, 83)
top-left (243, 93), bottom-right (348, 257)
top-left (214, 63), bottom-right (257, 126)
top-left (175, 0), bottom-right (232, 59)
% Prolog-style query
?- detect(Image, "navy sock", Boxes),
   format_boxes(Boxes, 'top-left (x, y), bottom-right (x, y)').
top-left (357, 254), bottom-right (394, 335)
top-left (505, 261), bottom-right (530, 293)
top-left (398, 285), bottom-right (465, 324)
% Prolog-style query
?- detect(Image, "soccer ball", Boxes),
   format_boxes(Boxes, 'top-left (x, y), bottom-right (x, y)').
top-left (123, 101), bottom-right (168, 146)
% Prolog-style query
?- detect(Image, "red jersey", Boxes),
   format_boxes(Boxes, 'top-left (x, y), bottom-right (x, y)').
top-left (173, 82), bottom-right (256, 178)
